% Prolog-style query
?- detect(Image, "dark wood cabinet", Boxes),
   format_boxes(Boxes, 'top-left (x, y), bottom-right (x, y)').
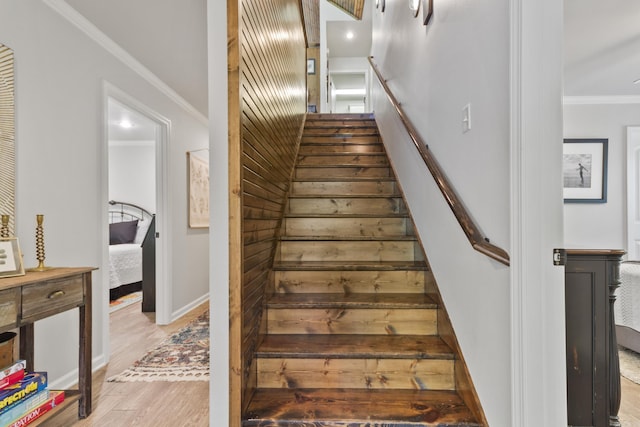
top-left (564, 249), bottom-right (623, 427)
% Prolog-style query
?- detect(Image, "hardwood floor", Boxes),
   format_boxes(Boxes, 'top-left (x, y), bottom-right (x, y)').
top-left (44, 301), bottom-right (209, 427)
top-left (621, 376), bottom-right (640, 426)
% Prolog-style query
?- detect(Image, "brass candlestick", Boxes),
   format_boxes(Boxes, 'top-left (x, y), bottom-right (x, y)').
top-left (33, 214), bottom-right (49, 271)
top-left (0, 215), bottom-right (9, 238)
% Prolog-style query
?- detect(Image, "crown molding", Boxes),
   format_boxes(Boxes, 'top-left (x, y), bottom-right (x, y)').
top-left (563, 95), bottom-right (640, 105)
top-left (43, 0), bottom-right (208, 126)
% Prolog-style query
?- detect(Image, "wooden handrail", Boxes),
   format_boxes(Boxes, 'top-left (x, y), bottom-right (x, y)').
top-left (368, 57), bottom-right (510, 266)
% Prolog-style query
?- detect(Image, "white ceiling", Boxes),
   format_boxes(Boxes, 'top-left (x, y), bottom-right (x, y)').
top-left (563, 0), bottom-right (640, 97)
top-left (61, 0), bottom-right (640, 137)
top-left (65, 0), bottom-right (208, 116)
top-left (108, 98), bottom-right (157, 141)
top-left (326, 1), bottom-right (372, 58)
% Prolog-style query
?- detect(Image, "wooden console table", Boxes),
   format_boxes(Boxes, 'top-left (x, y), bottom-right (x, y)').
top-left (0, 267), bottom-right (96, 422)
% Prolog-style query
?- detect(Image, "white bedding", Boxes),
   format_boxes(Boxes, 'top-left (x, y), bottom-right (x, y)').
top-left (109, 243), bottom-right (142, 289)
top-left (616, 262), bottom-right (640, 333)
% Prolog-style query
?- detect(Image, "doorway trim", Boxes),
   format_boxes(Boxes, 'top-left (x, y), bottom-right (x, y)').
top-left (101, 81), bottom-right (172, 359)
top-left (626, 126), bottom-right (640, 259)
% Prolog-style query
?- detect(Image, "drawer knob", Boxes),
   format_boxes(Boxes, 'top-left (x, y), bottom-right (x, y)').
top-left (47, 290), bottom-right (65, 299)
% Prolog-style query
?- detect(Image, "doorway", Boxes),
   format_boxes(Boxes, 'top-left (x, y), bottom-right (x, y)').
top-left (102, 84), bottom-right (170, 359)
top-left (329, 72), bottom-right (370, 113)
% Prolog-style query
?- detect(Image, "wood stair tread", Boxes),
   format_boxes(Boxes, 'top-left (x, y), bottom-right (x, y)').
top-left (293, 176), bottom-right (394, 181)
top-left (279, 235), bottom-right (418, 241)
top-left (273, 261), bottom-right (429, 271)
top-left (300, 141), bottom-right (383, 145)
top-left (257, 334), bottom-right (454, 359)
top-left (296, 163), bottom-right (388, 167)
top-left (288, 194), bottom-right (401, 199)
top-left (298, 151), bottom-right (385, 156)
top-left (284, 213), bottom-right (409, 218)
top-left (267, 293), bottom-right (438, 309)
top-left (243, 388), bottom-right (481, 426)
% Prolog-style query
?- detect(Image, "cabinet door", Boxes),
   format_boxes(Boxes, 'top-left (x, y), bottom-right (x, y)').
top-left (565, 260), bottom-right (607, 427)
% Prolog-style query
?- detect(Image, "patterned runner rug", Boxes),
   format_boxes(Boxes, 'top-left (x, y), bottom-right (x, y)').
top-left (109, 291), bottom-right (142, 313)
top-left (107, 309), bottom-right (209, 382)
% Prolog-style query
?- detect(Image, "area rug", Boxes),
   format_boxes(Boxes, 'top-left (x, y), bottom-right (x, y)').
top-left (620, 347), bottom-right (640, 385)
top-left (109, 291), bottom-right (143, 313)
top-left (107, 309), bottom-right (209, 382)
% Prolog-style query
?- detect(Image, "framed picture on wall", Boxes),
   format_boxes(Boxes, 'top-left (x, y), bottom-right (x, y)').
top-left (307, 58), bottom-right (315, 75)
top-left (187, 149), bottom-right (210, 228)
top-left (563, 138), bottom-right (608, 203)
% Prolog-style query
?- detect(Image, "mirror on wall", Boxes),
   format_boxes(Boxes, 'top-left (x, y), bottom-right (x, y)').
top-left (0, 43), bottom-right (15, 235)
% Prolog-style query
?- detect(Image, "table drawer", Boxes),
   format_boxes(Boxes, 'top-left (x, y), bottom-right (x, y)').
top-left (22, 275), bottom-right (84, 320)
top-left (0, 288), bottom-right (19, 330)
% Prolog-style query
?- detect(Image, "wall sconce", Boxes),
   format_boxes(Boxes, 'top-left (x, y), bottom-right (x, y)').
top-left (376, 0), bottom-right (385, 12)
top-left (409, 0), bottom-right (420, 17)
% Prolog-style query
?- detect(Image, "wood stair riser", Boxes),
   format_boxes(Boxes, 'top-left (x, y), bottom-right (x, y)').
top-left (301, 135), bottom-right (381, 145)
top-left (244, 389), bottom-right (482, 427)
top-left (283, 217), bottom-right (411, 238)
top-left (274, 270), bottom-right (430, 294)
top-left (278, 241), bottom-right (422, 262)
top-left (287, 197), bottom-right (407, 215)
top-left (302, 127), bottom-right (379, 136)
top-left (256, 358), bottom-right (455, 390)
top-left (291, 181), bottom-right (398, 196)
top-left (295, 166), bottom-right (392, 179)
top-left (267, 308), bottom-right (437, 335)
top-left (298, 144), bottom-right (385, 154)
top-left (297, 154), bottom-right (389, 167)
top-left (304, 119), bottom-right (378, 128)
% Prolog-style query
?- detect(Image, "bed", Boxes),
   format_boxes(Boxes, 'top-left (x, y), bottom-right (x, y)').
top-left (108, 200), bottom-right (156, 312)
top-left (616, 261), bottom-right (640, 353)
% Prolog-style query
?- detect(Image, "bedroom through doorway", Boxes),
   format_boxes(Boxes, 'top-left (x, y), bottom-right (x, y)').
top-left (107, 97), bottom-right (159, 318)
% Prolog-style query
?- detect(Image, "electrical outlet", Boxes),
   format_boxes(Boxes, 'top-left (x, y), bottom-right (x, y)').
top-left (462, 103), bottom-right (471, 133)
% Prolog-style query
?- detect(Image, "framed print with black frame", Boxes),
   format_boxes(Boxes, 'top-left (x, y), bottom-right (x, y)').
top-left (0, 237), bottom-right (25, 278)
top-left (307, 58), bottom-right (315, 75)
top-left (563, 138), bottom-right (608, 203)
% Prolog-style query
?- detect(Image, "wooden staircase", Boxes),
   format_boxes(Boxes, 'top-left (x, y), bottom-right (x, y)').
top-left (243, 114), bottom-right (483, 426)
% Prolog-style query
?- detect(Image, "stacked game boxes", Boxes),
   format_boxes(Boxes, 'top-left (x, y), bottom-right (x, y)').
top-left (0, 360), bottom-right (64, 427)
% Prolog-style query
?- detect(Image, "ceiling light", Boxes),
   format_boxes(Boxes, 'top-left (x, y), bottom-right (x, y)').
top-left (409, 0), bottom-right (420, 17)
top-left (346, 31), bottom-right (354, 40)
top-left (119, 119), bottom-right (133, 129)
top-left (634, 78), bottom-right (640, 85)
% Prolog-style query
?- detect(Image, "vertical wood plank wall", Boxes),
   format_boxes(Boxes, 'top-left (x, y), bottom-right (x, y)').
top-left (228, 0), bottom-right (307, 424)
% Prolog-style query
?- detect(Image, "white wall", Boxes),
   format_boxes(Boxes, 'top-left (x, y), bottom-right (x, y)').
top-left (0, 0), bottom-right (208, 388)
top-left (563, 101), bottom-right (640, 250)
top-left (108, 141), bottom-right (156, 212)
top-left (371, 0), bottom-right (565, 425)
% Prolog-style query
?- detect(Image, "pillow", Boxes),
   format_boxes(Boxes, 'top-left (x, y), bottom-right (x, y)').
top-left (109, 220), bottom-right (138, 245)
top-left (134, 219), bottom-right (152, 245)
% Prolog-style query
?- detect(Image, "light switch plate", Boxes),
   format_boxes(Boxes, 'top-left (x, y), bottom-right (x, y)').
top-left (462, 103), bottom-right (471, 133)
